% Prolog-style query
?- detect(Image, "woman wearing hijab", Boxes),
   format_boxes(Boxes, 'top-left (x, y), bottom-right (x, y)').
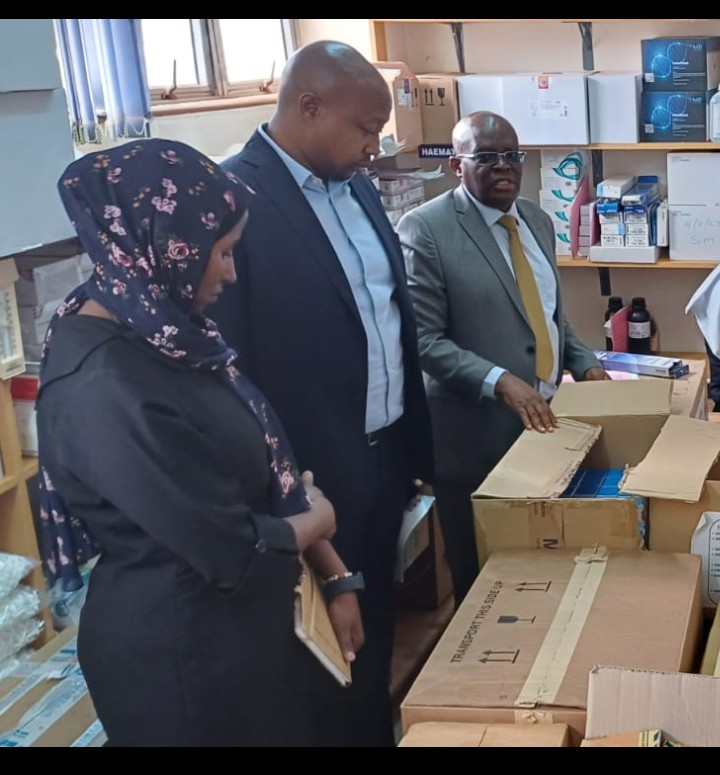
top-left (35, 139), bottom-right (353, 747)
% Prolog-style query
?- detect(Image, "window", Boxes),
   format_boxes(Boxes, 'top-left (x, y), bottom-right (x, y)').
top-left (139, 19), bottom-right (295, 104)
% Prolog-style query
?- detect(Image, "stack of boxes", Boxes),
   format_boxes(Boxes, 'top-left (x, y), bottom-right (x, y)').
top-left (640, 35), bottom-right (720, 142)
top-left (376, 173), bottom-right (426, 228)
top-left (538, 149), bottom-right (590, 256)
top-left (10, 253), bottom-right (92, 457)
top-left (590, 174), bottom-right (668, 264)
top-left (14, 253), bottom-right (92, 363)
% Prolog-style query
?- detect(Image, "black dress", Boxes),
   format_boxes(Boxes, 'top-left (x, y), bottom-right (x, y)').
top-left (36, 316), bottom-right (318, 747)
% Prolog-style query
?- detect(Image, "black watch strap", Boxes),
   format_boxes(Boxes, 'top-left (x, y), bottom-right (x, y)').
top-left (322, 571), bottom-right (365, 602)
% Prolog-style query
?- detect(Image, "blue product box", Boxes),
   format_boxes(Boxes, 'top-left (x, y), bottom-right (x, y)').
top-left (641, 36), bottom-right (720, 91)
top-left (640, 90), bottom-right (712, 142)
top-left (561, 469), bottom-right (648, 547)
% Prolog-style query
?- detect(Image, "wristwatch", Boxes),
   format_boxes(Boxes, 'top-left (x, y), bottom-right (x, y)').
top-left (322, 571), bottom-right (365, 602)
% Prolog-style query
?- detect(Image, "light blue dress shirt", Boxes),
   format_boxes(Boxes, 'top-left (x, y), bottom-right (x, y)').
top-left (464, 187), bottom-right (560, 402)
top-left (258, 125), bottom-right (404, 433)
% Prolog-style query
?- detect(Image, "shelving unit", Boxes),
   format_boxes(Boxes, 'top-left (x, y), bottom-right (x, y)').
top-left (558, 258), bottom-right (718, 270)
top-left (0, 378), bottom-right (54, 646)
top-left (370, 18), bottom-right (720, 352)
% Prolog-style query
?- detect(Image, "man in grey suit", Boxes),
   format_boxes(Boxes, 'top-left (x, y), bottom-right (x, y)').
top-left (397, 111), bottom-right (608, 608)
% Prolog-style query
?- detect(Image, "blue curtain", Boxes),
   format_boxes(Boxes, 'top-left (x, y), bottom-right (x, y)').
top-left (55, 19), bottom-right (152, 144)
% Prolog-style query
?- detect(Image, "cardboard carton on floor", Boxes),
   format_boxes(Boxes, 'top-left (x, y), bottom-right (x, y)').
top-left (700, 603), bottom-right (720, 676)
top-left (398, 721), bottom-right (570, 747)
top-left (472, 380), bottom-right (675, 565)
top-left (584, 665), bottom-right (720, 747)
top-left (0, 625), bottom-right (105, 747)
top-left (399, 547), bottom-right (702, 746)
top-left (581, 728), bottom-right (684, 747)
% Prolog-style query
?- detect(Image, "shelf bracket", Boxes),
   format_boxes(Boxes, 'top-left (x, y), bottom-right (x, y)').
top-left (449, 22), bottom-right (466, 74)
top-left (598, 267), bottom-right (612, 297)
top-left (577, 22), bottom-right (594, 71)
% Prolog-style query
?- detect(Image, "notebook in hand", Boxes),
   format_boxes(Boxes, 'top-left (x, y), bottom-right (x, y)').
top-left (294, 559), bottom-right (352, 688)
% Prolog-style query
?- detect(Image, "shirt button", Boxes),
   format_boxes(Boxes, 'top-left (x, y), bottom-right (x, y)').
top-left (255, 539), bottom-right (268, 554)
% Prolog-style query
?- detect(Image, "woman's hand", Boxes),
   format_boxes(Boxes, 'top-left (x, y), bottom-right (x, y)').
top-left (328, 592), bottom-right (365, 664)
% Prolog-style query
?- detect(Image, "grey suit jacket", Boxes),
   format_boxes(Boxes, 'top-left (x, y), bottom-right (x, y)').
top-left (397, 185), bottom-right (599, 486)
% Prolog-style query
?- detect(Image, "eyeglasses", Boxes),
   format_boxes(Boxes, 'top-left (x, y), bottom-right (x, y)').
top-left (454, 150), bottom-right (527, 166)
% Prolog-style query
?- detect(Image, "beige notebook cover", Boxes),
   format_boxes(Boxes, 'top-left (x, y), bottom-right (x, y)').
top-left (294, 559), bottom-right (352, 688)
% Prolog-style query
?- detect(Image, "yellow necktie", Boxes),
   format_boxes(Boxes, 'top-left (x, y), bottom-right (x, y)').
top-left (498, 215), bottom-right (554, 383)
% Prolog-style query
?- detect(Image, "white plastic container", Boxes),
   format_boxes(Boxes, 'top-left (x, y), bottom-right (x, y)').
top-left (710, 87), bottom-right (720, 142)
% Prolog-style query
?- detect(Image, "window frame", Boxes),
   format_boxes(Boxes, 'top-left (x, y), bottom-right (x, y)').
top-left (145, 18), bottom-right (296, 107)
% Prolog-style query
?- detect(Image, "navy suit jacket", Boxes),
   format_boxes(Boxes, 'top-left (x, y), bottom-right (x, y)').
top-left (211, 130), bottom-right (433, 560)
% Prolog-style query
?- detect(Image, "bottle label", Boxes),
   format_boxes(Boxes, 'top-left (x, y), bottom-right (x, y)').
top-left (603, 320), bottom-right (612, 338)
top-left (628, 321), bottom-right (651, 339)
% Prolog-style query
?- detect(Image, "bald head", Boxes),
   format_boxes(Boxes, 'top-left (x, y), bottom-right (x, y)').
top-left (450, 111), bottom-right (523, 212)
top-left (268, 40), bottom-right (392, 183)
top-left (278, 40), bottom-right (389, 112)
top-left (452, 112), bottom-right (518, 155)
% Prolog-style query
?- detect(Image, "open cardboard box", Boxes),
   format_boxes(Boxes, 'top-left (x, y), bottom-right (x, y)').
top-left (584, 665), bottom-right (720, 747)
top-left (472, 380), bottom-right (720, 566)
top-left (472, 380), bottom-right (672, 565)
top-left (399, 547), bottom-right (702, 746)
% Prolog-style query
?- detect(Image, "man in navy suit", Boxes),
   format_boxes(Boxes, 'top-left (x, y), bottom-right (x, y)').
top-left (211, 40), bottom-right (433, 747)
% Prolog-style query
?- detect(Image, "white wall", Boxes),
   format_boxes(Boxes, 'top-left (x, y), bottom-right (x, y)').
top-left (296, 19), bottom-right (373, 59)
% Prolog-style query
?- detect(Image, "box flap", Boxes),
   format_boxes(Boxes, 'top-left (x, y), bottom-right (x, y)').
top-left (585, 666), bottom-right (720, 747)
top-left (621, 415), bottom-right (720, 502)
top-left (473, 419), bottom-right (601, 499)
top-left (553, 379), bottom-right (672, 419)
top-left (0, 257), bottom-right (18, 286)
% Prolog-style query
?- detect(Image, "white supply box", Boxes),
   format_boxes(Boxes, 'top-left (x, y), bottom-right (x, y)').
top-left (587, 72), bottom-right (642, 143)
top-left (458, 72), bottom-right (590, 146)
top-left (669, 205), bottom-right (720, 261)
top-left (14, 254), bottom-right (84, 307)
top-left (597, 175), bottom-right (638, 200)
top-left (667, 152), bottom-right (720, 206)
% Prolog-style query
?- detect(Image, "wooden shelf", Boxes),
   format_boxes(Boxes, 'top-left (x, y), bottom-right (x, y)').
top-left (557, 257), bottom-right (718, 269)
top-left (22, 456), bottom-right (39, 479)
top-left (0, 474), bottom-right (18, 496)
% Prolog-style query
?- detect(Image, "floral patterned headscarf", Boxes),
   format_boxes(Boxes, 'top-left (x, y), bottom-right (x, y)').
top-left (39, 139), bottom-right (311, 592)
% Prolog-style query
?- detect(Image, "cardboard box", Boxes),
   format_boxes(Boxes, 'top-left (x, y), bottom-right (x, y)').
top-left (473, 381), bottom-right (675, 565)
top-left (669, 205), bottom-right (720, 261)
top-left (399, 548), bottom-right (702, 745)
top-left (585, 666), bottom-right (720, 747)
top-left (620, 415), bottom-right (720, 554)
top-left (700, 603), bottom-right (720, 676)
top-left (375, 62), bottom-right (423, 148)
top-left (646, 358), bottom-right (708, 420)
top-left (587, 72), bottom-right (642, 144)
top-left (0, 258), bottom-right (25, 380)
top-left (0, 625), bottom-right (106, 747)
top-left (642, 36), bottom-right (720, 92)
top-left (417, 73), bottom-right (460, 145)
top-left (398, 721), bottom-right (570, 747)
top-left (581, 729), bottom-right (684, 747)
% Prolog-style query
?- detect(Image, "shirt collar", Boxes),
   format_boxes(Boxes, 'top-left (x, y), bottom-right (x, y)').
top-left (463, 184), bottom-right (520, 227)
top-left (258, 123), bottom-right (351, 194)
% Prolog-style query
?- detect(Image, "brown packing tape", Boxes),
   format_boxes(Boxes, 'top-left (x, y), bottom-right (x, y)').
top-left (515, 547), bottom-right (609, 709)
